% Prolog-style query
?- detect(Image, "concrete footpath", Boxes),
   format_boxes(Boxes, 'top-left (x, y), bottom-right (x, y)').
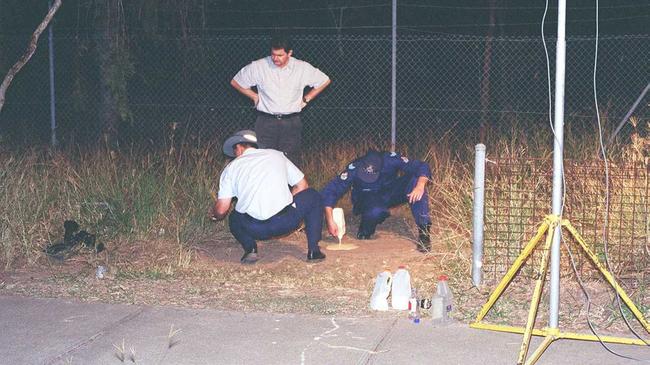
top-left (1, 295), bottom-right (648, 365)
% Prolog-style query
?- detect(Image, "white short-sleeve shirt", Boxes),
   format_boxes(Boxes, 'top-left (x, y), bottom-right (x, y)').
top-left (233, 57), bottom-right (330, 115)
top-left (217, 148), bottom-right (304, 220)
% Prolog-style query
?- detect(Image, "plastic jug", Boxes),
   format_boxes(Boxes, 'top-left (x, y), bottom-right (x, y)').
top-left (429, 293), bottom-right (445, 323)
top-left (391, 266), bottom-right (412, 310)
top-left (436, 274), bottom-right (453, 318)
top-left (369, 270), bottom-right (392, 311)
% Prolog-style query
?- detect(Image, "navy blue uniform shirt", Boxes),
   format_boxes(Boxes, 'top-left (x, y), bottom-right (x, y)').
top-left (321, 151), bottom-right (432, 209)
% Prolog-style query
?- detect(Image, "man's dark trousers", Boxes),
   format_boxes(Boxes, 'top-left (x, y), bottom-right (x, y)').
top-left (355, 174), bottom-right (431, 236)
top-left (228, 188), bottom-right (322, 254)
top-left (254, 113), bottom-right (302, 166)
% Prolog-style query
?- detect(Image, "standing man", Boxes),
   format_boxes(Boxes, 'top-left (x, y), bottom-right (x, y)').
top-left (320, 150), bottom-right (433, 252)
top-left (230, 34), bottom-right (331, 165)
top-left (211, 130), bottom-right (326, 264)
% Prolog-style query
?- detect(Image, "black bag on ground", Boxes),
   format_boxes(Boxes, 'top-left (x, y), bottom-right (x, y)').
top-left (44, 220), bottom-right (104, 259)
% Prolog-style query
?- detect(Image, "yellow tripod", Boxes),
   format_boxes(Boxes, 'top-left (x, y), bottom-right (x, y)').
top-left (471, 214), bottom-right (650, 365)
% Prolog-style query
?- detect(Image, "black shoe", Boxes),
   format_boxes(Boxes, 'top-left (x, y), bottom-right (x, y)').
top-left (417, 224), bottom-right (432, 252)
top-left (240, 251), bottom-right (259, 264)
top-left (307, 250), bottom-right (326, 261)
top-left (63, 220), bottom-right (80, 242)
top-left (356, 232), bottom-right (373, 240)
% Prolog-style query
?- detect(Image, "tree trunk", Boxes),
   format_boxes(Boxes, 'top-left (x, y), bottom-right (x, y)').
top-left (94, 0), bottom-right (133, 148)
top-left (0, 0), bottom-right (63, 115)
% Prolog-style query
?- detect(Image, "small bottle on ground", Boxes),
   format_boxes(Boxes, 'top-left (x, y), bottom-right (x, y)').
top-left (408, 287), bottom-right (420, 323)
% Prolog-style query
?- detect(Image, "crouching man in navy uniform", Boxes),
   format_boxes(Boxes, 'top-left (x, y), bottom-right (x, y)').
top-left (210, 130), bottom-right (326, 264)
top-left (320, 150), bottom-right (432, 252)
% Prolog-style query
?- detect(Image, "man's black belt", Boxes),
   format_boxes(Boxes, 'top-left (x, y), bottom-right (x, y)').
top-left (257, 111), bottom-right (301, 119)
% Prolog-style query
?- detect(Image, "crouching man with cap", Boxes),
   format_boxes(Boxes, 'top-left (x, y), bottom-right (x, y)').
top-left (320, 150), bottom-right (432, 252)
top-left (210, 130), bottom-right (326, 264)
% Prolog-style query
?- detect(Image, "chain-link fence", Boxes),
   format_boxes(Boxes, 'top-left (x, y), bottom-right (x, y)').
top-left (1, 34), bottom-right (648, 152)
top-left (483, 157), bottom-right (649, 284)
top-left (1, 28), bottom-right (649, 283)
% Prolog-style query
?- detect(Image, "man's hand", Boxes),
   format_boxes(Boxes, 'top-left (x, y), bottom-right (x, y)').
top-left (211, 197), bottom-right (232, 221)
top-left (327, 221), bottom-right (339, 238)
top-left (291, 178), bottom-right (308, 196)
top-left (230, 79), bottom-right (259, 108)
top-left (406, 176), bottom-right (429, 204)
top-left (324, 206), bottom-right (338, 237)
top-left (209, 205), bottom-right (218, 221)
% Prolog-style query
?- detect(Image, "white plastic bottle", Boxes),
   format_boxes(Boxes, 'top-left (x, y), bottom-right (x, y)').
top-left (369, 270), bottom-right (392, 311)
top-left (430, 293), bottom-right (445, 323)
top-left (391, 266), bottom-right (411, 310)
top-left (332, 207), bottom-right (346, 243)
top-left (436, 274), bottom-right (453, 319)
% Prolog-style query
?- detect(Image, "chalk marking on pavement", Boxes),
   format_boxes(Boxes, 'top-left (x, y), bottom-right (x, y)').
top-left (44, 306), bottom-right (146, 365)
top-left (301, 317), bottom-right (341, 365)
top-left (62, 315), bottom-right (89, 322)
top-left (314, 317), bottom-right (340, 340)
top-left (346, 331), bottom-right (366, 340)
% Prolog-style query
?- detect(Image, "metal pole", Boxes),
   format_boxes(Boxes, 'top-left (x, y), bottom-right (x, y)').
top-left (607, 80), bottom-right (650, 146)
top-left (549, 0), bottom-right (566, 329)
top-left (390, 0), bottom-right (397, 152)
top-left (472, 143), bottom-right (486, 287)
top-left (48, 0), bottom-right (57, 147)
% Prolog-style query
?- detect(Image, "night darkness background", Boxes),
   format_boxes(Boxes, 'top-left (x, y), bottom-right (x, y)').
top-left (0, 1), bottom-right (648, 149)
top-left (2, 1), bottom-right (648, 36)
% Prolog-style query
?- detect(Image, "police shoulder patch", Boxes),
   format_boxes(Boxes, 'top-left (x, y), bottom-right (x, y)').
top-left (401, 156), bottom-right (409, 163)
top-left (348, 163), bottom-right (355, 170)
top-left (340, 172), bottom-right (348, 180)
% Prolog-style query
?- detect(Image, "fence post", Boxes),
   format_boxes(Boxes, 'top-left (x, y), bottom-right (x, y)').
top-left (48, 0), bottom-right (57, 147)
top-left (390, 0), bottom-right (397, 152)
top-left (472, 143), bottom-right (486, 287)
top-left (607, 81), bottom-right (650, 146)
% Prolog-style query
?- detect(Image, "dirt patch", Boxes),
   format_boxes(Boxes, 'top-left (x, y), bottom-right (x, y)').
top-left (1, 209), bottom-right (649, 340)
top-left (0, 210), bottom-right (452, 314)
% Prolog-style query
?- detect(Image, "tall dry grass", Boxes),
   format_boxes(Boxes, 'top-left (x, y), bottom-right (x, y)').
top-left (0, 142), bottom-right (225, 269)
top-left (0, 117), bottom-right (646, 271)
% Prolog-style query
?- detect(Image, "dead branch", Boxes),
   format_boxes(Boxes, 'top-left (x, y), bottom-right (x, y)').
top-left (0, 0), bottom-right (63, 114)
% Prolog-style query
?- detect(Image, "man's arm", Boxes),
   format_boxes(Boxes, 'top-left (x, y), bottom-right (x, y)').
top-left (406, 176), bottom-right (429, 204)
top-left (302, 78), bottom-right (331, 107)
top-left (230, 79), bottom-right (259, 107)
top-left (324, 206), bottom-right (338, 238)
top-left (320, 170), bottom-right (353, 237)
top-left (291, 177), bottom-right (308, 196)
top-left (211, 197), bottom-right (232, 221)
top-left (389, 153), bottom-right (431, 204)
